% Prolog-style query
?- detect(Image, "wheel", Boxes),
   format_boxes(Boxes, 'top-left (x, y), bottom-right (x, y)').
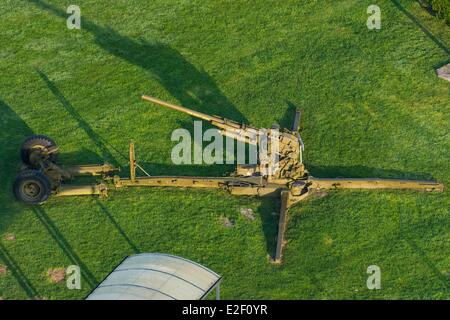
top-left (20, 135), bottom-right (58, 167)
top-left (13, 169), bottom-right (52, 205)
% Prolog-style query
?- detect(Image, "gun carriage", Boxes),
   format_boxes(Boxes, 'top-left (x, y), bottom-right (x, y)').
top-left (14, 96), bottom-right (444, 263)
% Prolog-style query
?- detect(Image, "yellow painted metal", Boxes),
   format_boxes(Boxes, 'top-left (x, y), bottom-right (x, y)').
top-left (218, 129), bottom-right (257, 145)
top-left (142, 95), bottom-right (225, 124)
top-left (56, 183), bottom-right (108, 197)
top-left (142, 95), bottom-right (306, 181)
top-left (27, 96), bottom-right (445, 265)
top-left (127, 99), bottom-right (447, 263)
top-left (129, 141), bottom-right (136, 182)
top-left (115, 176), bottom-right (261, 189)
top-left (64, 164), bottom-right (117, 176)
top-left (268, 177), bottom-right (444, 261)
top-left (236, 165), bottom-right (258, 177)
top-left (308, 178), bottom-right (444, 192)
top-left (292, 109), bottom-right (301, 132)
top-left (272, 190), bottom-right (311, 263)
top-left (273, 191), bottom-right (291, 264)
top-left (228, 186), bottom-right (280, 197)
top-left (117, 176), bottom-right (228, 188)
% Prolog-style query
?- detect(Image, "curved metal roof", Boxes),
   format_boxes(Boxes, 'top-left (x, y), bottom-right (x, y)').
top-left (86, 253), bottom-right (221, 300)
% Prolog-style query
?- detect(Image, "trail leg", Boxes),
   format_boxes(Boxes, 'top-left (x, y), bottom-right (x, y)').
top-left (273, 190), bottom-right (290, 263)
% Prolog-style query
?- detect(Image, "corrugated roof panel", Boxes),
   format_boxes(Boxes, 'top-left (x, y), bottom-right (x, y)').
top-left (86, 285), bottom-right (174, 300)
top-left (86, 253), bottom-right (221, 300)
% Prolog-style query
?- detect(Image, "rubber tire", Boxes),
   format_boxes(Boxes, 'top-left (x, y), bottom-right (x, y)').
top-left (13, 169), bottom-right (52, 205)
top-left (20, 135), bottom-right (58, 166)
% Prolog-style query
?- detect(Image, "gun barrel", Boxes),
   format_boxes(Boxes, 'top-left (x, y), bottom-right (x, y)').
top-left (142, 95), bottom-right (222, 123)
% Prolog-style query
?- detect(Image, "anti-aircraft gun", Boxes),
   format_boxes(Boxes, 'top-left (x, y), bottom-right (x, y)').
top-left (138, 96), bottom-right (444, 262)
top-left (13, 95), bottom-right (444, 263)
top-left (141, 95), bottom-right (307, 182)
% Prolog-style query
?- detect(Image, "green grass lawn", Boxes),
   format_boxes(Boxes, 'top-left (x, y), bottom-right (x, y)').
top-left (0, 0), bottom-right (449, 299)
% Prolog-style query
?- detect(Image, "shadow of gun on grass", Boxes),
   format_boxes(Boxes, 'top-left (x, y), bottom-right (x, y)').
top-left (398, 214), bottom-right (450, 291)
top-left (32, 207), bottom-right (98, 289)
top-left (406, 238), bottom-right (450, 290)
top-left (30, 0), bottom-right (252, 178)
top-left (102, 160), bottom-right (279, 256)
top-left (0, 243), bottom-right (38, 299)
top-left (36, 69), bottom-right (123, 167)
top-left (0, 100), bottom-right (34, 215)
top-left (0, 100), bottom-right (107, 295)
top-left (0, 99), bottom-right (37, 298)
top-left (391, 0), bottom-right (450, 69)
top-left (27, 0), bottom-right (281, 257)
top-left (27, 0), bottom-right (248, 125)
top-left (94, 199), bottom-right (141, 254)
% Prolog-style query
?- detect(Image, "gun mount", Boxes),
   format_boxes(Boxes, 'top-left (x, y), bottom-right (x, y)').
top-left (13, 96), bottom-right (445, 263)
top-left (141, 95), bottom-right (307, 182)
